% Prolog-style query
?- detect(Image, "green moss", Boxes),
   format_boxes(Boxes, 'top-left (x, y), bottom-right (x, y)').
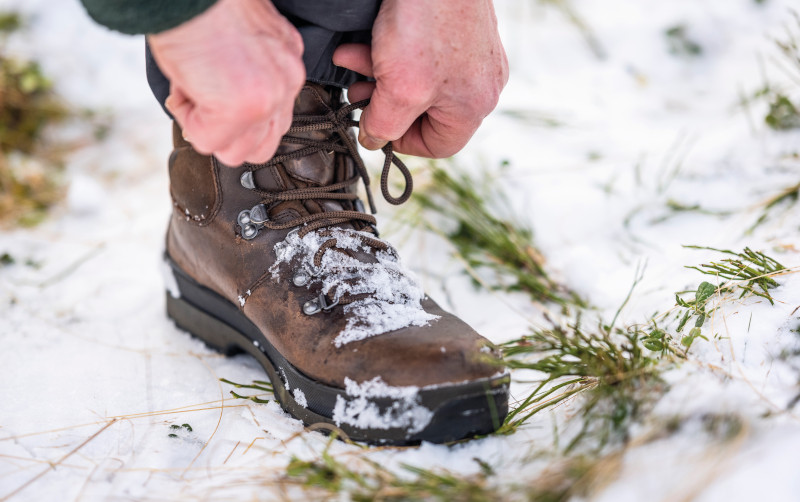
top-left (0, 12), bottom-right (69, 228)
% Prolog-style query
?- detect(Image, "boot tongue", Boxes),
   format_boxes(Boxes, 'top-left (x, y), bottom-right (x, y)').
top-left (245, 84), bottom-right (377, 262)
top-left (294, 83), bottom-right (335, 114)
top-left (278, 84), bottom-right (339, 187)
top-left (248, 83), bottom-right (357, 222)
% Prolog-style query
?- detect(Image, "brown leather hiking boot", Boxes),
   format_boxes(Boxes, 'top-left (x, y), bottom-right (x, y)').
top-left (164, 83), bottom-right (509, 444)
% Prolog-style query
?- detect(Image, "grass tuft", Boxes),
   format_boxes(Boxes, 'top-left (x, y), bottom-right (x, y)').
top-left (495, 245), bottom-right (787, 450)
top-left (762, 12), bottom-right (800, 129)
top-left (285, 436), bottom-right (609, 502)
top-left (765, 93), bottom-right (800, 129)
top-left (498, 322), bottom-right (671, 451)
top-left (408, 159), bottom-right (584, 308)
top-left (682, 246), bottom-right (785, 304)
top-left (220, 378), bottom-right (274, 404)
top-left (286, 440), bottom-right (501, 502)
top-left (496, 271), bottom-right (676, 451)
top-left (668, 246), bottom-right (785, 348)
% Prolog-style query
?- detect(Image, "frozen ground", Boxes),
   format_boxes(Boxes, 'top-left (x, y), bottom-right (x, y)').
top-left (1, 0), bottom-right (800, 500)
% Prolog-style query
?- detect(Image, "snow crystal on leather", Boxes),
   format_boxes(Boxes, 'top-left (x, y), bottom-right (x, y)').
top-left (270, 228), bottom-right (438, 347)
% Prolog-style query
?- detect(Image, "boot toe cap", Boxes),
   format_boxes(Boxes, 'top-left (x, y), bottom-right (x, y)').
top-left (317, 298), bottom-right (505, 389)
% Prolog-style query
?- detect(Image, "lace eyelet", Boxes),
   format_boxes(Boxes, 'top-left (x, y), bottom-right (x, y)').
top-left (241, 224), bottom-right (258, 240)
top-left (293, 262), bottom-right (323, 287)
top-left (237, 210), bottom-right (251, 227)
top-left (302, 298), bottom-right (321, 315)
top-left (240, 171), bottom-right (255, 189)
top-left (302, 293), bottom-right (339, 315)
top-left (238, 204), bottom-right (269, 240)
top-left (249, 204), bottom-right (269, 225)
top-left (293, 269), bottom-right (311, 287)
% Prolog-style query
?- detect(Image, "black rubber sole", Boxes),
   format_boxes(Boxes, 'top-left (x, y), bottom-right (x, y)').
top-left (164, 258), bottom-right (509, 445)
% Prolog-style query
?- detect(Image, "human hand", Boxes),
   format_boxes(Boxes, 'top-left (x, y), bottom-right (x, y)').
top-left (148, 0), bottom-right (305, 166)
top-left (333, 0), bottom-right (508, 158)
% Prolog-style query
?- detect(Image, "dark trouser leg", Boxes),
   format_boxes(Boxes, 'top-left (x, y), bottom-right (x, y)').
top-left (145, 43), bottom-right (172, 117)
top-left (145, 0), bottom-right (381, 118)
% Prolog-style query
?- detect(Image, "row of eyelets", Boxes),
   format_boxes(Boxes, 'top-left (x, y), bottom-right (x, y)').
top-left (238, 172), bottom-right (269, 240)
top-left (239, 170), bottom-right (343, 314)
top-left (237, 204), bottom-right (269, 240)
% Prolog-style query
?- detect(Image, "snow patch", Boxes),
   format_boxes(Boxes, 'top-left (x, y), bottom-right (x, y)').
top-left (270, 228), bottom-right (438, 346)
top-left (293, 388), bottom-right (308, 408)
top-left (67, 174), bottom-right (106, 215)
top-left (332, 377), bottom-right (433, 433)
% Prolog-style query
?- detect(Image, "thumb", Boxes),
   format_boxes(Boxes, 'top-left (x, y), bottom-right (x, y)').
top-left (165, 86), bottom-right (193, 137)
top-left (359, 82), bottom-right (432, 151)
top-left (334, 43), bottom-right (432, 151)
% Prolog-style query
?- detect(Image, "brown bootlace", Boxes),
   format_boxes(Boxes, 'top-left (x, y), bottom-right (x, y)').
top-left (243, 99), bottom-right (413, 239)
top-left (243, 98), bottom-right (415, 312)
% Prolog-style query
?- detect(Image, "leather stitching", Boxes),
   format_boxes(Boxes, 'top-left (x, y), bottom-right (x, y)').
top-left (171, 155), bottom-right (223, 227)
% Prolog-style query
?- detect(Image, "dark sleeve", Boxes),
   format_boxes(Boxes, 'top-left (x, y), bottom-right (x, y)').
top-left (80, 0), bottom-right (218, 35)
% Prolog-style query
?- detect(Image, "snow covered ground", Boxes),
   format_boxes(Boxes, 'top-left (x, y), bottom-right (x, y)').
top-left (1, 0), bottom-right (799, 500)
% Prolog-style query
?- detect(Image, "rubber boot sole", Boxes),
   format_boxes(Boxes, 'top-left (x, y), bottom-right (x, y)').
top-left (164, 257), bottom-right (509, 445)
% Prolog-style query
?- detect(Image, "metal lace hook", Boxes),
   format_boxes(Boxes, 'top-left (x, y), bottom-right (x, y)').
top-left (302, 292), bottom-right (340, 316)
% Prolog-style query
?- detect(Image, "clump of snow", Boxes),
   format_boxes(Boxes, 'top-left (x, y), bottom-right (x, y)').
top-left (270, 228), bottom-right (438, 346)
top-left (279, 367), bottom-right (291, 391)
top-left (237, 289), bottom-right (250, 307)
top-left (332, 377), bottom-right (433, 433)
top-left (293, 388), bottom-right (308, 408)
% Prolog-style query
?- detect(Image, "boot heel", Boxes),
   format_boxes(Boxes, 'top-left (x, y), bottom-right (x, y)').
top-left (166, 293), bottom-right (243, 356)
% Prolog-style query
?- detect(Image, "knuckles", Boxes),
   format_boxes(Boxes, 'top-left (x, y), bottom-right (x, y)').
top-left (383, 75), bottom-right (435, 109)
top-left (473, 84), bottom-right (503, 117)
top-left (285, 27), bottom-right (305, 57)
